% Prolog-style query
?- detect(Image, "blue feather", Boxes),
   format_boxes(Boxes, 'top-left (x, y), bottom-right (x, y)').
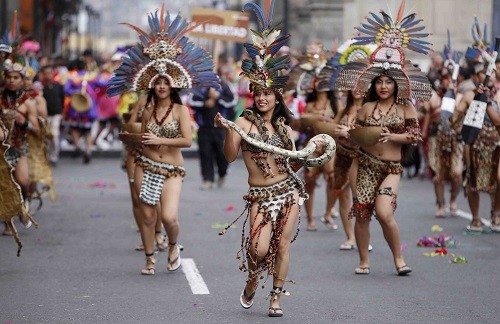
top-left (399, 14), bottom-right (416, 28)
top-left (369, 12), bottom-right (385, 27)
top-left (361, 23), bottom-right (380, 32)
top-left (267, 0), bottom-right (276, 26)
top-left (401, 17), bottom-right (422, 29)
top-left (356, 27), bottom-right (377, 36)
top-left (366, 17), bottom-right (384, 29)
top-left (242, 2), bottom-right (266, 31)
top-left (381, 11), bottom-right (393, 26)
top-left (405, 25), bottom-right (426, 33)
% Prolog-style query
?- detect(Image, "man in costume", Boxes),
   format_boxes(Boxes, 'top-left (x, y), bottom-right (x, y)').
top-left (0, 12), bottom-right (40, 243)
top-left (451, 17), bottom-right (500, 232)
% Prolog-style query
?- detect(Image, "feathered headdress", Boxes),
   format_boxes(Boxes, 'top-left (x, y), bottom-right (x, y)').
top-left (441, 30), bottom-right (462, 78)
top-left (1, 11), bottom-right (26, 77)
top-left (107, 4), bottom-right (219, 97)
top-left (240, 0), bottom-right (290, 93)
top-left (286, 41), bottom-right (336, 93)
top-left (329, 39), bottom-right (375, 90)
top-left (465, 16), bottom-right (491, 69)
top-left (335, 0), bottom-right (432, 103)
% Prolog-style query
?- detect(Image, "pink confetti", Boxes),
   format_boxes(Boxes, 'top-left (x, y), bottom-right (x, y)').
top-left (36, 237), bottom-right (42, 243)
top-left (400, 243), bottom-right (407, 251)
top-left (225, 205), bottom-right (235, 212)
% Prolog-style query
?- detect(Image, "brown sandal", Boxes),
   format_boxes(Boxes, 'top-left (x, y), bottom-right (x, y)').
top-left (141, 253), bottom-right (156, 275)
top-left (267, 286), bottom-right (289, 317)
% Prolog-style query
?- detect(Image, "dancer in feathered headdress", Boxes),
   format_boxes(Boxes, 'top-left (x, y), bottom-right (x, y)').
top-left (451, 16), bottom-right (500, 233)
top-left (336, 0), bottom-right (432, 103)
top-left (108, 4), bottom-right (219, 276)
top-left (336, 1), bottom-right (432, 277)
top-left (0, 11), bottom-right (40, 254)
top-left (214, 0), bottom-right (315, 317)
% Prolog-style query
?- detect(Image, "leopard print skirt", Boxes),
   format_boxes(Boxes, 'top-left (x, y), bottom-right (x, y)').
top-left (349, 150), bottom-right (403, 222)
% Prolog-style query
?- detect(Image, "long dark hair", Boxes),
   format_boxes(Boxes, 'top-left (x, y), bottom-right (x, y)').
top-left (367, 75), bottom-right (398, 102)
top-left (305, 89), bottom-right (338, 116)
top-left (343, 90), bottom-right (366, 119)
top-left (249, 91), bottom-right (293, 125)
top-left (145, 87), bottom-right (183, 110)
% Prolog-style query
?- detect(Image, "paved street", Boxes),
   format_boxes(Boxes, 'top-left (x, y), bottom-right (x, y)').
top-left (1, 156), bottom-right (499, 324)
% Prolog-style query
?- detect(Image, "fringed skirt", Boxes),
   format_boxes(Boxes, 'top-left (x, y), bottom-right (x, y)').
top-left (467, 125), bottom-right (499, 193)
top-left (220, 175), bottom-right (308, 283)
top-left (427, 130), bottom-right (463, 182)
top-left (136, 155), bottom-right (185, 206)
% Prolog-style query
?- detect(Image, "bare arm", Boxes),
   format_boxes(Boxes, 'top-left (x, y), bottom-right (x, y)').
top-left (214, 113), bottom-right (243, 163)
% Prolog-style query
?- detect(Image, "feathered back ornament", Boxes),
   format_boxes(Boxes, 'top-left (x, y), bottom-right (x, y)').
top-left (442, 30), bottom-right (462, 78)
top-left (107, 4), bottom-right (219, 97)
top-left (330, 39), bottom-right (375, 90)
top-left (335, 0), bottom-right (432, 103)
top-left (240, 0), bottom-right (291, 93)
top-left (1, 11), bottom-right (26, 77)
top-left (465, 16), bottom-right (491, 67)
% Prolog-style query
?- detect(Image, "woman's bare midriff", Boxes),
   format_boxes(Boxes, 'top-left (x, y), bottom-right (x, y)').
top-left (142, 146), bottom-right (184, 166)
top-left (242, 152), bottom-right (289, 187)
top-left (362, 141), bottom-right (402, 162)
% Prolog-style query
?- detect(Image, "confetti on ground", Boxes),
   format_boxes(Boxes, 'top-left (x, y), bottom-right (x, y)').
top-left (451, 256), bottom-right (468, 264)
top-left (89, 182), bottom-right (117, 189)
top-left (225, 205), bottom-right (235, 212)
top-left (400, 243), bottom-right (407, 251)
top-left (417, 234), bottom-right (456, 248)
top-left (431, 225), bottom-right (443, 232)
top-left (195, 211), bottom-right (204, 217)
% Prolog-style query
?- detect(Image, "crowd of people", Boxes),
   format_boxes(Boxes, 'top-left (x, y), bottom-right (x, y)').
top-left (1, 0), bottom-right (500, 319)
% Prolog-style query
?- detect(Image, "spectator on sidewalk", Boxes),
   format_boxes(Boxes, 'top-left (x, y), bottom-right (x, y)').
top-left (189, 67), bottom-right (237, 190)
top-left (40, 65), bottom-right (65, 165)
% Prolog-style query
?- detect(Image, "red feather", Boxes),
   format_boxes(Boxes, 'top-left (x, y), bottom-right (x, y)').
top-left (160, 3), bottom-right (165, 31)
top-left (396, 0), bottom-right (406, 23)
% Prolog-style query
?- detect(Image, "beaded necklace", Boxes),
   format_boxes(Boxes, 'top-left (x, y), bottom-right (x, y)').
top-left (373, 100), bottom-right (396, 125)
top-left (1, 90), bottom-right (30, 111)
top-left (152, 101), bottom-right (174, 126)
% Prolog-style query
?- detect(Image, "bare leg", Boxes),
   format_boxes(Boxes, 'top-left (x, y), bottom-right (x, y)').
top-left (449, 158), bottom-right (463, 216)
top-left (158, 176), bottom-right (183, 270)
top-left (270, 192), bottom-right (300, 315)
top-left (466, 187), bottom-right (481, 227)
top-left (241, 204), bottom-right (273, 306)
top-left (374, 174), bottom-right (407, 271)
top-left (134, 166), bottom-right (157, 273)
top-left (433, 178), bottom-right (446, 217)
top-left (354, 220), bottom-right (370, 270)
top-left (338, 186), bottom-right (354, 247)
top-left (304, 168), bottom-right (319, 230)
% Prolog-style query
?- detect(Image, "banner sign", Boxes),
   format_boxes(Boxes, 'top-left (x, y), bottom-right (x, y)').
top-left (190, 8), bottom-right (249, 43)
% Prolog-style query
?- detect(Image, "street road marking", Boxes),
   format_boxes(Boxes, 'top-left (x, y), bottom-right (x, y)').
top-left (454, 208), bottom-right (491, 227)
top-left (181, 258), bottom-right (210, 295)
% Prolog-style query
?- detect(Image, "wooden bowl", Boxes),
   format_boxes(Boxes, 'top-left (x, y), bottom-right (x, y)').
top-left (348, 126), bottom-right (382, 147)
top-left (119, 132), bottom-right (143, 149)
top-left (313, 120), bottom-right (335, 137)
top-left (122, 122), bottom-right (142, 134)
top-left (300, 114), bottom-right (318, 128)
